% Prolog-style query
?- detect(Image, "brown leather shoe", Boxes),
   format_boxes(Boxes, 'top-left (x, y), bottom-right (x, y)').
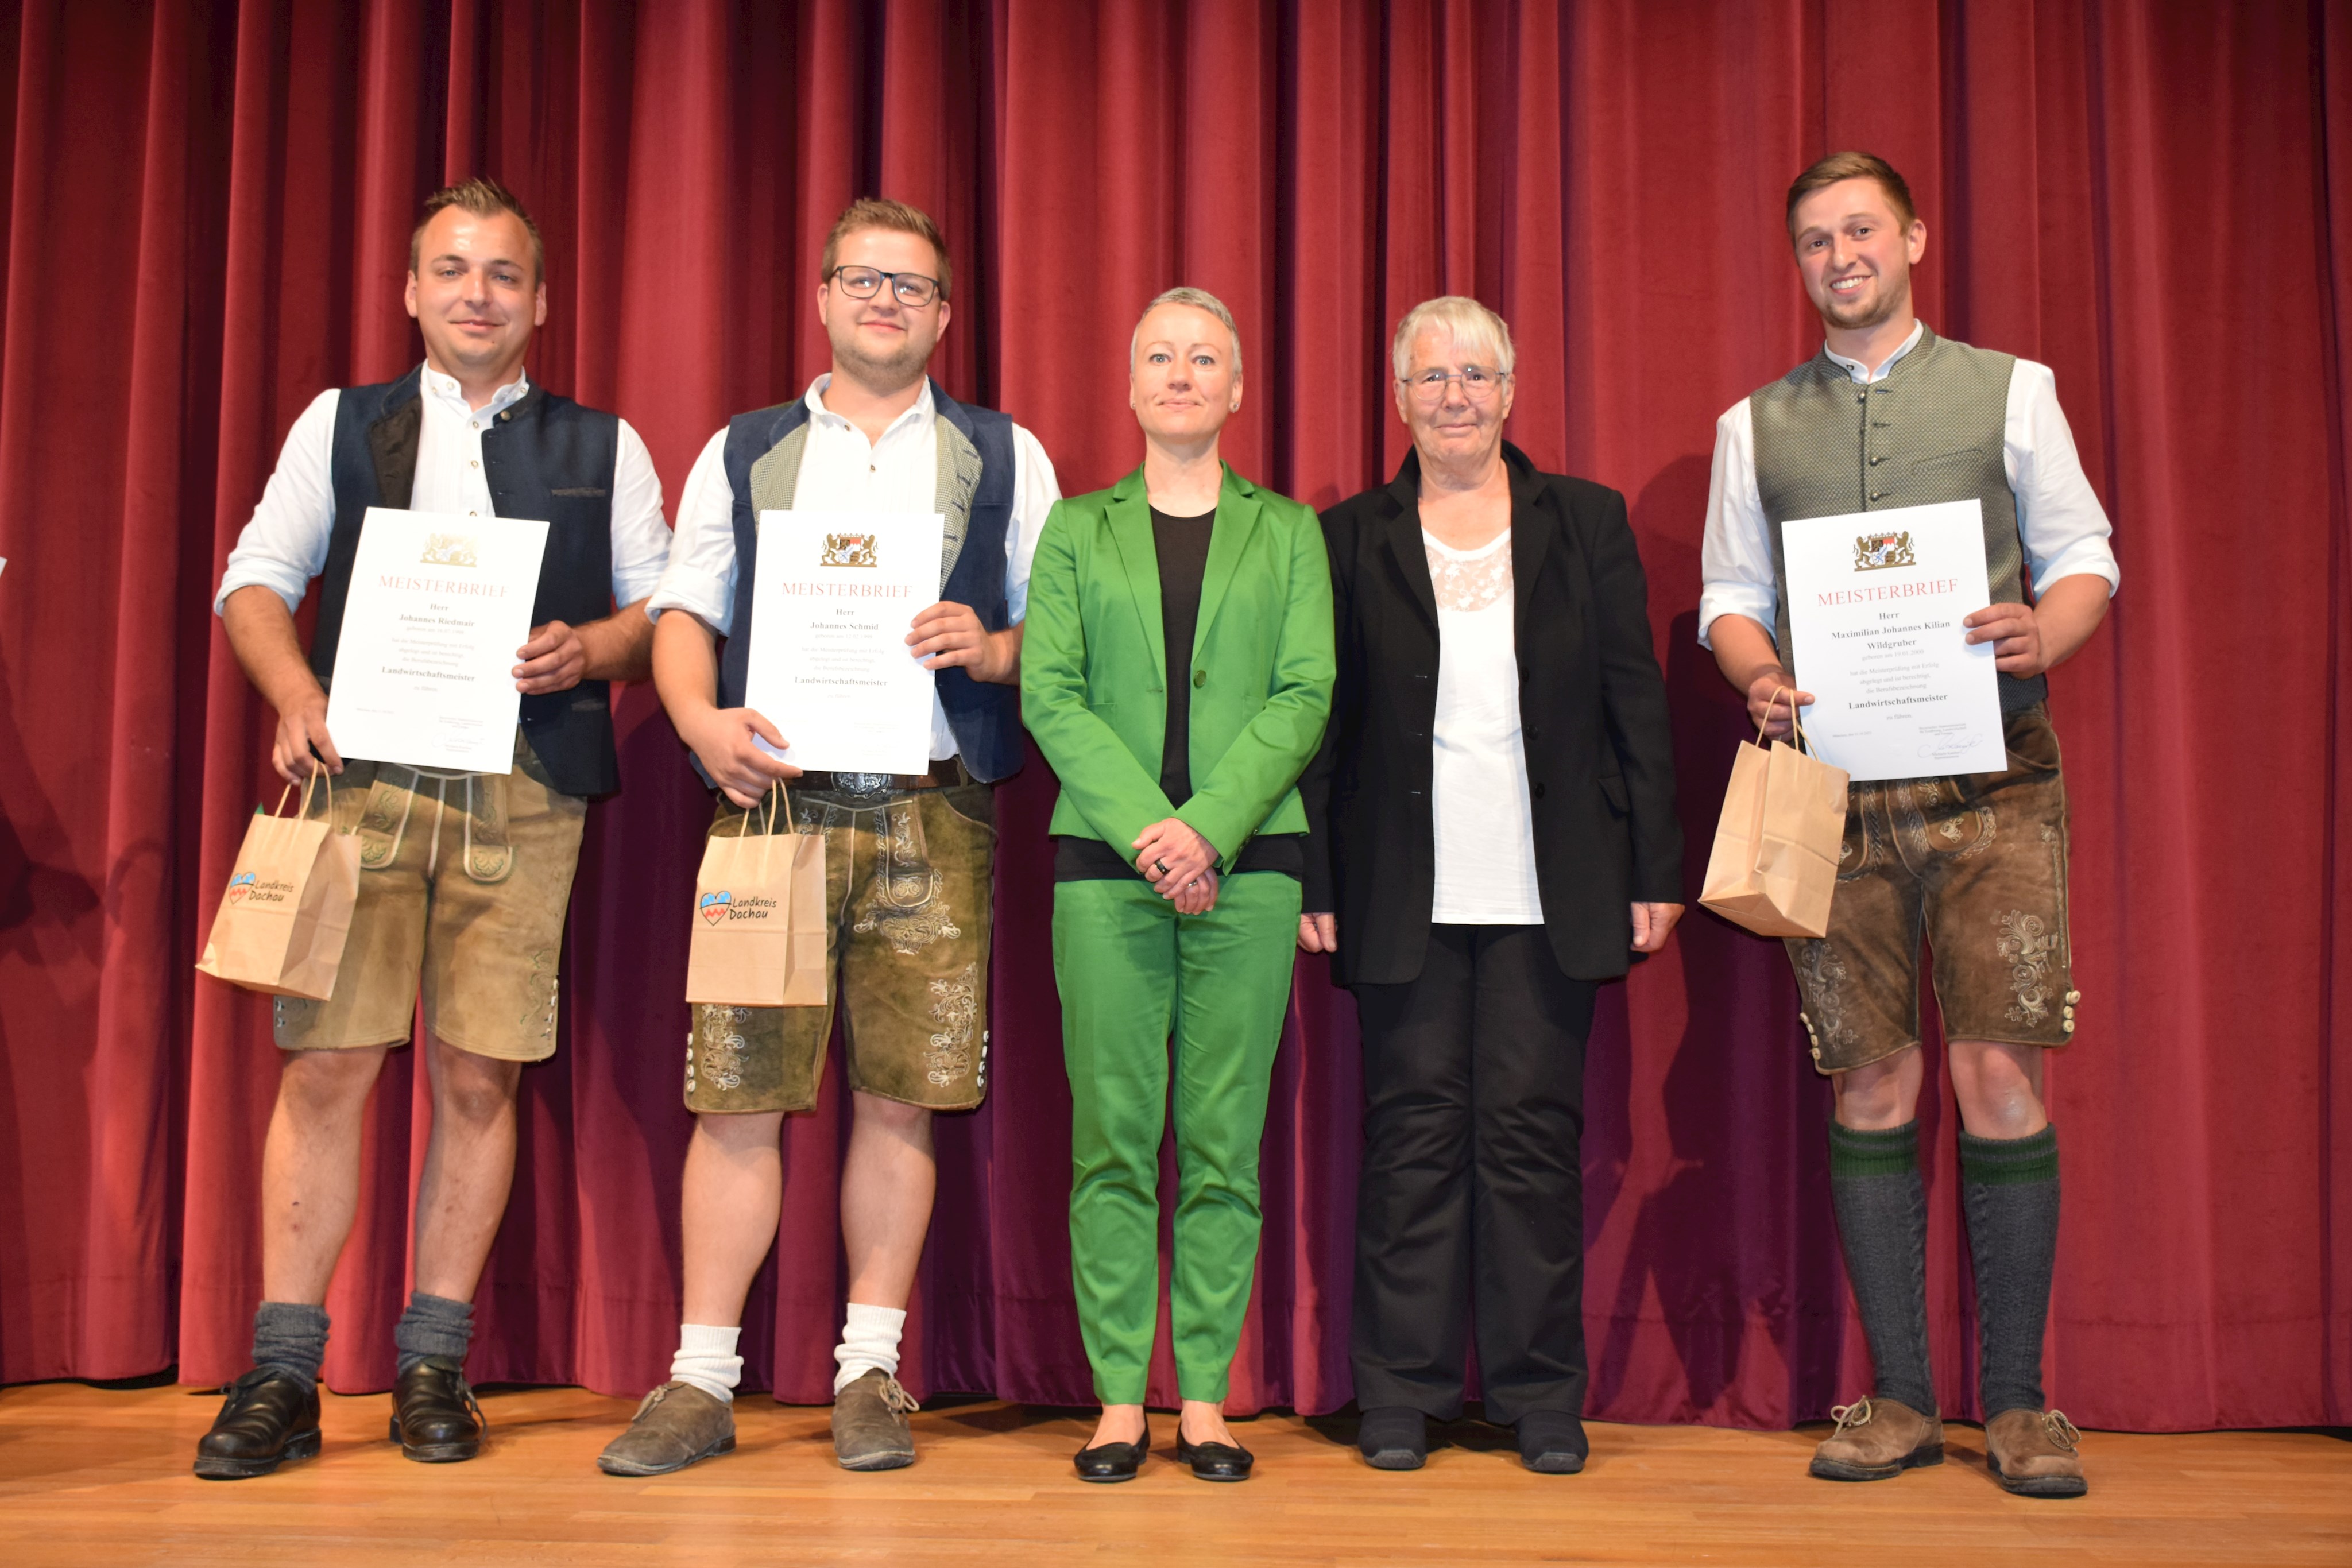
top-left (1808, 1397), bottom-right (1944, 1481)
top-left (389, 1358), bottom-right (484, 1462)
top-left (1986, 1408), bottom-right (2087, 1497)
top-left (194, 1369), bottom-right (322, 1480)
top-left (831, 1369), bottom-right (918, 1470)
top-left (597, 1381), bottom-right (737, 1476)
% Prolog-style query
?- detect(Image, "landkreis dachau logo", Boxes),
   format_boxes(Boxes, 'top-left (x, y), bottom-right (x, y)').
top-left (699, 890), bottom-right (733, 926)
top-left (1853, 531), bottom-right (1916, 571)
top-left (227, 871), bottom-right (257, 903)
top-left (821, 533), bottom-right (879, 568)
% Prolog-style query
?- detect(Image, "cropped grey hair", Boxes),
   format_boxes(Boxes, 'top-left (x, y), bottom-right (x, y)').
top-left (1390, 295), bottom-right (1517, 381)
top-left (1131, 286), bottom-right (1244, 382)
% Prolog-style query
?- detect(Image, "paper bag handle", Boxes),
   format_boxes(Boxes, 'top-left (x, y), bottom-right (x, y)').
top-left (731, 782), bottom-right (795, 871)
top-left (1757, 687), bottom-right (1819, 756)
top-left (264, 768), bottom-right (334, 826)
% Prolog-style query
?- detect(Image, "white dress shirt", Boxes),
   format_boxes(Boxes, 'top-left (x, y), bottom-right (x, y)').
top-left (649, 374), bottom-right (1062, 762)
top-left (1697, 322), bottom-right (2119, 648)
top-left (1425, 530), bottom-right (1544, 926)
top-left (214, 364), bottom-right (672, 617)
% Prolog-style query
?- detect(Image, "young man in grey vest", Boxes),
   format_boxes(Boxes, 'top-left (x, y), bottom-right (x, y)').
top-left (199, 179), bottom-right (669, 1478)
top-left (1700, 152), bottom-right (2118, 1497)
top-left (597, 198), bottom-right (1059, 1476)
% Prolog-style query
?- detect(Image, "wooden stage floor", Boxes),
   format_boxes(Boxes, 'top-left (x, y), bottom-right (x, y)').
top-left (0, 1383), bottom-right (2344, 1565)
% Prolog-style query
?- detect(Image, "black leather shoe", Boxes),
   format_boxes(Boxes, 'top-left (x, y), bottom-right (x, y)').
top-left (1357, 1406), bottom-right (1428, 1470)
top-left (389, 1358), bottom-right (485, 1462)
top-left (194, 1368), bottom-right (322, 1480)
top-left (1073, 1415), bottom-right (1150, 1482)
top-left (1175, 1431), bottom-right (1255, 1482)
top-left (1517, 1410), bottom-right (1588, 1474)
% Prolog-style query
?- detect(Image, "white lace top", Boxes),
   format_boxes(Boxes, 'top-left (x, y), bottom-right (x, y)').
top-left (1425, 529), bottom-right (1544, 925)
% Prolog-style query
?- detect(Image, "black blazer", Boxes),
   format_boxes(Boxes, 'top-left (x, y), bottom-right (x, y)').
top-left (1301, 442), bottom-right (1681, 986)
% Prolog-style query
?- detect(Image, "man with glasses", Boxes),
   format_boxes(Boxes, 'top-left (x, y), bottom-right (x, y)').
top-left (597, 198), bottom-right (1059, 1476)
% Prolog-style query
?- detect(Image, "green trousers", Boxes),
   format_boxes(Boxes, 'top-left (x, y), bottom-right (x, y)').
top-left (1054, 870), bottom-right (1304, 1404)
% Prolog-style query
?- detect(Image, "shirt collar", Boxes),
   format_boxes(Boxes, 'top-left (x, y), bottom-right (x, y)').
top-left (420, 362), bottom-right (531, 415)
top-left (1823, 320), bottom-right (1925, 384)
top-left (805, 372), bottom-right (934, 438)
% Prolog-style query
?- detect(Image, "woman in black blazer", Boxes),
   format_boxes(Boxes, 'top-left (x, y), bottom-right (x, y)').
top-left (1299, 297), bottom-right (1682, 1474)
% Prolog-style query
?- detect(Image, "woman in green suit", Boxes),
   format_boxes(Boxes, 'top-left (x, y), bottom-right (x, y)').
top-left (1023, 288), bottom-right (1334, 1484)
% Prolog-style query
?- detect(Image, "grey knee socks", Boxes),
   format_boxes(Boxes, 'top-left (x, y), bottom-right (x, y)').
top-left (252, 1300), bottom-right (331, 1391)
top-left (1958, 1124), bottom-right (2060, 1417)
top-left (393, 1291), bottom-right (476, 1375)
top-left (1827, 1118), bottom-right (1936, 1415)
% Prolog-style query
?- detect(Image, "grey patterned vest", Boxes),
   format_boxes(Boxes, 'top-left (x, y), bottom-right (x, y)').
top-left (1751, 324), bottom-right (2045, 711)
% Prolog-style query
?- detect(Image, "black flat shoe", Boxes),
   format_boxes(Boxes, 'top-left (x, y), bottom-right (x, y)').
top-left (194, 1368), bottom-right (322, 1480)
top-left (390, 1358), bottom-right (485, 1462)
top-left (1357, 1405), bottom-right (1428, 1470)
top-left (1073, 1416), bottom-right (1150, 1482)
top-left (1517, 1410), bottom-right (1588, 1474)
top-left (1175, 1431), bottom-right (1255, 1482)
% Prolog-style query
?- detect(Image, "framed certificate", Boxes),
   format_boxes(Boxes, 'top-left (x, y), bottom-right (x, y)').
top-left (744, 510), bottom-right (947, 777)
top-left (1781, 500), bottom-right (2008, 783)
top-left (322, 507), bottom-right (548, 773)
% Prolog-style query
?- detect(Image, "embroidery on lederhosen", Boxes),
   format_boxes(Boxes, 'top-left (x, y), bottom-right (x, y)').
top-left (1793, 939), bottom-right (1860, 1062)
top-left (463, 774), bottom-right (513, 883)
top-left (926, 962), bottom-right (979, 1087)
top-left (694, 1005), bottom-right (753, 1093)
top-left (1896, 775), bottom-right (1997, 861)
top-left (357, 772), bottom-right (416, 869)
top-left (852, 800), bottom-right (961, 954)
top-left (519, 945), bottom-right (557, 1038)
top-left (1995, 909), bottom-right (2059, 1027)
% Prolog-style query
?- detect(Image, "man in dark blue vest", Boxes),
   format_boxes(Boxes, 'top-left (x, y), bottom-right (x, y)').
top-left (199, 179), bottom-right (671, 1478)
top-left (1701, 153), bottom-right (2118, 1498)
top-left (597, 198), bottom-right (1059, 1477)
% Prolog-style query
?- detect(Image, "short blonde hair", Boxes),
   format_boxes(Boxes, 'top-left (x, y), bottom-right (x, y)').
top-left (1131, 286), bottom-right (1244, 382)
top-left (1390, 296), bottom-right (1515, 381)
top-left (822, 196), bottom-right (953, 300)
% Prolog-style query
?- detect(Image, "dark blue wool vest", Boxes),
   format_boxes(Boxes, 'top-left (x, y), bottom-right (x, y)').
top-left (716, 380), bottom-right (1025, 783)
top-left (320, 368), bottom-right (624, 798)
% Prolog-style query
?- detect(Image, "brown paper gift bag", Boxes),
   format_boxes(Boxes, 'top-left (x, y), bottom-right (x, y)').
top-left (1699, 690), bottom-right (1852, 939)
top-left (684, 785), bottom-right (829, 1007)
top-left (195, 772), bottom-right (362, 999)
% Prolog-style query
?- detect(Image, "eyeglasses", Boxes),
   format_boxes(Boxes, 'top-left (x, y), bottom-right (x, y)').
top-left (1399, 365), bottom-right (1510, 403)
top-left (827, 266), bottom-right (943, 308)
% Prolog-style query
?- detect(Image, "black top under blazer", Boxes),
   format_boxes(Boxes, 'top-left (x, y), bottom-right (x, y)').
top-left (1300, 442), bottom-right (1682, 986)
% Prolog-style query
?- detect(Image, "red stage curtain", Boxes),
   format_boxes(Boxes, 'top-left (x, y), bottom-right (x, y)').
top-left (1, 0), bottom-right (2345, 1431)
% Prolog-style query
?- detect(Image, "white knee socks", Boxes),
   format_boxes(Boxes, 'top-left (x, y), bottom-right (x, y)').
top-left (833, 1303), bottom-right (907, 1393)
top-left (670, 1323), bottom-right (743, 1404)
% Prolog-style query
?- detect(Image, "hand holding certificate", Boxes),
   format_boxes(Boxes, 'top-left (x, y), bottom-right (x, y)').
top-left (1781, 500), bottom-right (2008, 782)
top-left (744, 510), bottom-right (947, 777)
top-left (322, 507), bottom-right (548, 774)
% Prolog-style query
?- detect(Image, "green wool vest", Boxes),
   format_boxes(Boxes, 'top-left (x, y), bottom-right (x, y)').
top-left (1751, 325), bottom-right (2045, 711)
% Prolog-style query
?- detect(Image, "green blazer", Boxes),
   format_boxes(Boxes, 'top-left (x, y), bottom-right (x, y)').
top-left (1023, 463), bottom-right (1336, 872)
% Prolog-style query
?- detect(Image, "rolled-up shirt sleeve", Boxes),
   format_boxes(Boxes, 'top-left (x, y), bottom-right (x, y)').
top-left (2007, 359), bottom-right (2119, 598)
top-left (1002, 423), bottom-right (1062, 625)
top-left (647, 429), bottom-right (738, 636)
top-left (1696, 398), bottom-right (1779, 648)
top-left (608, 419), bottom-right (672, 611)
top-left (214, 389), bottom-right (341, 615)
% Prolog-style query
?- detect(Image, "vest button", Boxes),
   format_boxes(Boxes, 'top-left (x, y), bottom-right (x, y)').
top-left (1856, 394), bottom-right (1866, 405)
top-left (1869, 491), bottom-right (1882, 501)
top-left (1869, 455), bottom-right (1882, 466)
top-left (1533, 781), bottom-right (1546, 800)
top-left (1193, 669), bottom-right (1207, 688)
